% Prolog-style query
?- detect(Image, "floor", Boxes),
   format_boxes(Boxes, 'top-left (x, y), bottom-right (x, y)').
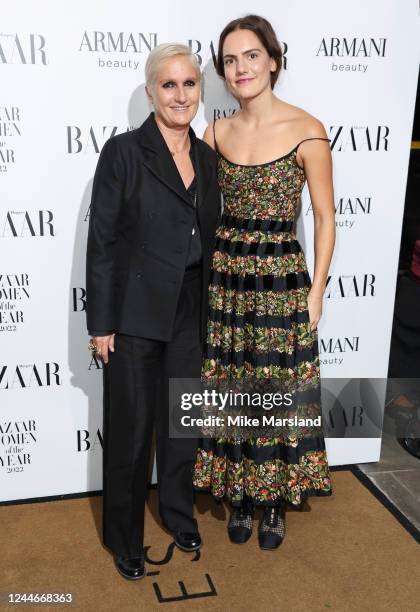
top-left (357, 402), bottom-right (420, 532)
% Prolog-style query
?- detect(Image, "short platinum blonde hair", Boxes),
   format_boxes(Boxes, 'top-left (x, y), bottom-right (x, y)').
top-left (145, 43), bottom-right (201, 89)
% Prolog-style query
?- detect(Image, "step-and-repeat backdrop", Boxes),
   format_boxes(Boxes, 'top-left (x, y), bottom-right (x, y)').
top-left (1, 0), bottom-right (419, 501)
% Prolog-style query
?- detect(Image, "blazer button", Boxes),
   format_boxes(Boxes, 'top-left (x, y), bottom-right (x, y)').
top-left (136, 272), bottom-right (142, 278)
top-left (148, 212), bottom-right (155, 219)
top-left (140, 242), bottom-right (147, 250)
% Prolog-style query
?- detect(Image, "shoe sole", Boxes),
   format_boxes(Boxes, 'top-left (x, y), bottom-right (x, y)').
top-left (116, 566), bottom-right (146, 581)
top-left (174, 541), bottom-right (202, 552)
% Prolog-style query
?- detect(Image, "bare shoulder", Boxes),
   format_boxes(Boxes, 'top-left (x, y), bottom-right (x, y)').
top-left (298, 113), bottom-right (328, 140)
top-left (203, 116), bottom-right (234, 148)
top-left (214, 115), bottom-right (237, 135)
top-left (202, 123), bottom-right (215, 148)
top-left (279, 101), bottom-right (328, 140)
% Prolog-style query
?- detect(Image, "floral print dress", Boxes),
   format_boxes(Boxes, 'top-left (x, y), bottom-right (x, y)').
top-left (193, 131), bottom-right (333, 508)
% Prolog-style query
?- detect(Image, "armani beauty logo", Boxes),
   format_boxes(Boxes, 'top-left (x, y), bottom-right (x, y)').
top-left (78, 31), bottom-right (158, 71)
top-left (329, 126), bottom-right (390, 151)
top-left (325, 274), bottom-right (375, 298)
top-left (66, 125), bottom-right (134, 153)
top-left (0, 419), bottom-right (36, 473)
top-left (319, 336), bottom-right (360, 366)
top-left (316, 37), bottom-right (387, 73)
top-left (0, 274), bottom-right (30, 332)
top-left (0, 33), bottom-right (47, 65)
top-left (306, 196), bottom-right (372, 229)
top-left (0, 363), bottom-right (61, 389)
top-left (0, 210), bottom-right (55, 237)
top-left (0, 106), bottom-right (22, 172)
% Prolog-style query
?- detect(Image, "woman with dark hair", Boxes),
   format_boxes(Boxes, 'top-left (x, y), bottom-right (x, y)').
top-left (193, 15), bottom-right (335, 549)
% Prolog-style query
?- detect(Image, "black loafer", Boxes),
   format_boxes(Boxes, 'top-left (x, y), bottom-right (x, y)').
top-left (115, 555), bottom-right (145, 580)
top-left (174, 531), bottom-right (202, 552)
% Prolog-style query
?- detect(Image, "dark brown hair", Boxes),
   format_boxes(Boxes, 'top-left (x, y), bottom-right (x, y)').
top-left (216, 15), bottom-right (283, 89)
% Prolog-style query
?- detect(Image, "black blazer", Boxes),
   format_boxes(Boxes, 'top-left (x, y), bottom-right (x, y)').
top-left (86, 112), bottom-right (221, 342)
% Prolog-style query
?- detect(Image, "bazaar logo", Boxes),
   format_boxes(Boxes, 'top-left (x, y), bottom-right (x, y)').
top-left (66, 125), bottom-right (134, 153)
top-left (77, 427), bottom-right (103, 452)
top-left (190, 39), bottom-right (288, 69)
top-left (329, 126), bottom-right (390, 151)
top-left (213, 108), bottom-right (237, 121)
top-left (0, 105), bottom-right (22, 171)
top-left (88, 355), bottom-right (103, 371)
top-left (0, 211), bottom-right (55, 237)
top-left (0, 419), bottom-right (37, 474)
top-left (72, 287), bottom-right (86, 312)
top-left (325, 274), bottom-right (375, 298)
top-left (0, 273), bottom-right (30, 332)
top-left (0, 363), bottom-right (61, 389)
top-left (0, 33), bottom-right (47, 65)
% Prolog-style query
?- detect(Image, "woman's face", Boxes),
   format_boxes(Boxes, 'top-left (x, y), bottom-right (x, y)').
top-left (148, 55), bottom-right (200, 129)
top-left (222, 29), bottom-right (276, 101)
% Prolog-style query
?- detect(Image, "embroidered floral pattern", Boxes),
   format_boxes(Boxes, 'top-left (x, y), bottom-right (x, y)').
top-left (212, 251), bottom-right (308, 276)
top-left (193, 148), bottom-right (332, 506)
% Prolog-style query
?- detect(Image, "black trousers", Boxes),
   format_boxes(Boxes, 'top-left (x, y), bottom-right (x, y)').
top-left (103, 268), bottom-right (202, 557)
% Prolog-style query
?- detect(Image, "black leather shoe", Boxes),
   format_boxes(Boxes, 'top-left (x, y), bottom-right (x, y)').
top-left (174, 531), bottom-right (202, 552)
top-left (115, 555), bottom-right (145, 580)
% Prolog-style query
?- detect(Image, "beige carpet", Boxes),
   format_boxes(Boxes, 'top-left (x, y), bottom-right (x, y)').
top-left (1, 470), bottom-right (420, 612)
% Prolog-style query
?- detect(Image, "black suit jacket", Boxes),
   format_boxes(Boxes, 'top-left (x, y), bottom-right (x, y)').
top-left (86, 112), bottom-right (221, 342)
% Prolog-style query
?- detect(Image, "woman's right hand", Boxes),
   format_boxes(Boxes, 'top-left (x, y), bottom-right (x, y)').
top-left (92, 334), bottom-right (115, 364)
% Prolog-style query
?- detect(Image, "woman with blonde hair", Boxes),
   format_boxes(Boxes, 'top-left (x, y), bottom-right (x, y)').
top-left (86, 43), bottom-right (220, 579)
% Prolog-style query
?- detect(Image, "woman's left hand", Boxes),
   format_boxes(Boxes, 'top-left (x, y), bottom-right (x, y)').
top-left (307, 290), bottom-right (323, 331)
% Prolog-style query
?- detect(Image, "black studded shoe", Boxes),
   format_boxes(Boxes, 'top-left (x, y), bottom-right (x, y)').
top-left (258, 504), bottom-right (286, 550)
top-left (228, 499), bottom-right (254, 544)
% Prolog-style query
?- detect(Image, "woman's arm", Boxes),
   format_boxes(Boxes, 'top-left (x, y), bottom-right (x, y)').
top-left (298, 134), bottom-right (336, 330)
top-left (86, 137), bottom-right (125, 360)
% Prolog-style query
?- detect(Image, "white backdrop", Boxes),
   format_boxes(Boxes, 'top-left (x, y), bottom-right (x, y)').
top-left (1, 0), bottom-right (419, 502)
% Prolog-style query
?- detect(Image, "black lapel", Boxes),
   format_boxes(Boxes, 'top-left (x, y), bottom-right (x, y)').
top-left (138, 112), bottom-right (194, 207)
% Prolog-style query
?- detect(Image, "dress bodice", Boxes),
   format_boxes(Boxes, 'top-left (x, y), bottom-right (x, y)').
top-left (217, 148), bottom-right (306, 223)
